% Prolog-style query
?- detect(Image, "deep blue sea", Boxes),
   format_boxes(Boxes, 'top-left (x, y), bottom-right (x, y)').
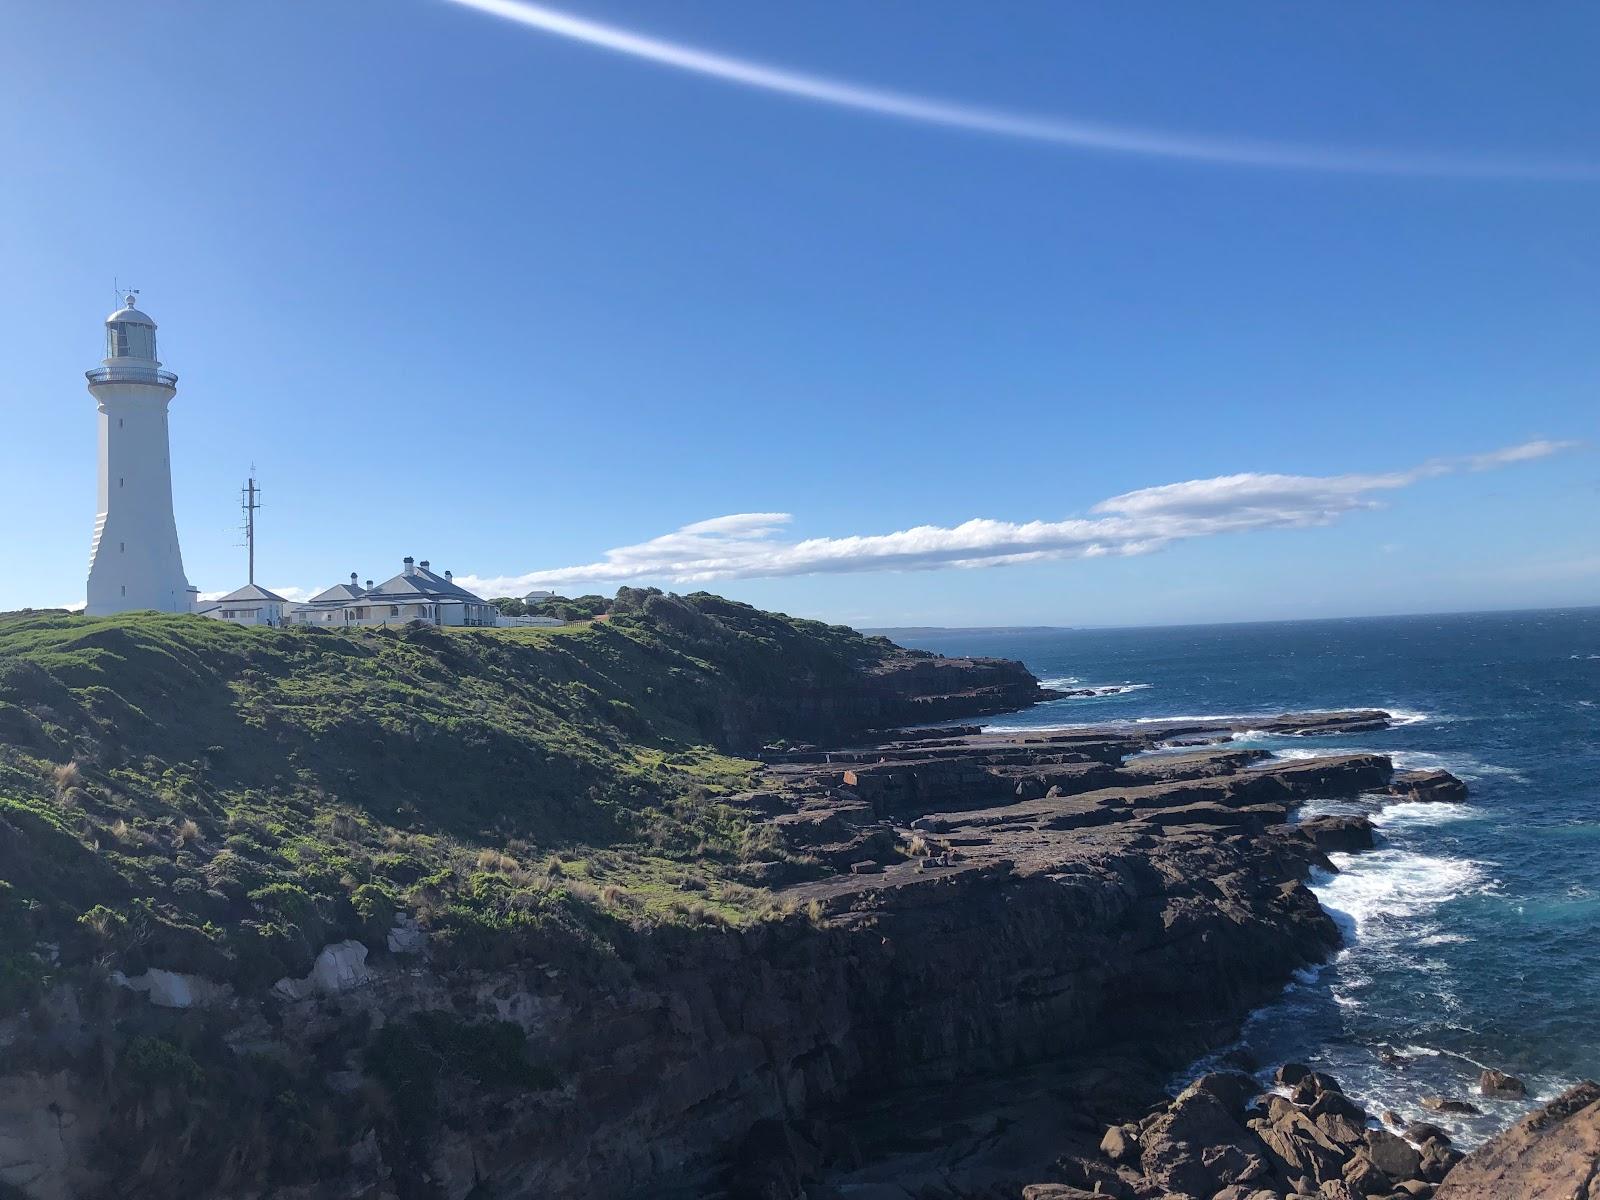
top-left (890, 608), bottom-right (1600, 1142)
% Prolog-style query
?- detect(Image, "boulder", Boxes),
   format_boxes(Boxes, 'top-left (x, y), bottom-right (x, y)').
top-left (1388, 769), bottom-right (1468, 804)
top-left (1252, 1109), bottom-right (1346, 1185)
top-left (1341, 1150), bottom-right (1390, 1195)
top-left (1299, 814), bottom-right (1375, 854)
top-left (1139, 1089), bottom-right (1267, 1198)
top-left (1416, 1137), bottom-right (1461, 1183)
top-left (1184, 1071), bottom-right (1258, 1120)
top-left (1100, 1123), bottom-right (1138, 1164)
top-left (1266, 1094), bottom-right (1300, 1123)
top-left (1291, 1072), bottom-right (1345, 1106)
top-left (1433, 1082), bottom-right (1600, 1198)
top-left (1364, 1129), bottom-right (1422, 1181)
top-left (1309, 1089), bottom-right (1367, 1124)
top-left (1276, 1063), bottom-right (1312, 1088)
top-left (1313, 1110), bottom-right (1368, 1152)
top-left (114, 967), bottom-right (231, 1009)
top-left (1403, 1122), bottom-right (1449, 1146)
top-left (1420, 1097), bottom-right (1480, 1115)
top-left (270, 940), bottom-right (372, 1002)
top-left (1476, 1069), bottom-right (1527, 1100)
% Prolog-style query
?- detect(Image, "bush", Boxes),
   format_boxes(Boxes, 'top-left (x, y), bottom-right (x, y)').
top-left (123, 1036), bottom-right (204, 1091)
top-left (77, 904), bottom-right (128, 940)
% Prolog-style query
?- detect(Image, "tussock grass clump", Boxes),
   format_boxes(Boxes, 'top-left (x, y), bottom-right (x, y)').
top-left (50, 760), bottom-right (81, 796)
top-left (475, 848), bottom-right (519, 874)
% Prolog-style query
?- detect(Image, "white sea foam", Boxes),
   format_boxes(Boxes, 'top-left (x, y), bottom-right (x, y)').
top-left (1372, 801), bottom-right (1478, 829)
top-left (1384, 708), bottom-right (1434, 727)
top-left (1246, 744), bottom-right (1522, 786)
top-left (1388, 749), bottom-right (1526, 783)
top-left (1314, 851), bottom-right (1488, 941)
top-left (1259, 747), bottom-right (1347, 762)
top-left (1042, 681), bottom-right (1152, 698)
top-left (1131, 711), bottom-right (1279, 725)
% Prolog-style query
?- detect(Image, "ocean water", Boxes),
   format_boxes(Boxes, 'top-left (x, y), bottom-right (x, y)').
top-left (891, 609), bottom-right (1600, 1142)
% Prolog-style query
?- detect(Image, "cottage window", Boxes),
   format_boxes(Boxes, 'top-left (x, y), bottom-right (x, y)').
top-left (390, 605), bottom-right (399, 616)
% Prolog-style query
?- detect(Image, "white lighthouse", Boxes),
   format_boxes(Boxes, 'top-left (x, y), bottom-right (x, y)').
top-left (85, 293), bottom-right (196, 615)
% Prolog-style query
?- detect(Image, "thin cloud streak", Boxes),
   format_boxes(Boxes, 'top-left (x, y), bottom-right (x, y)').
top-left (1466, 438), bottom-right (1581, 470)
top-left (444, 0), bottom-right (1600, 180)
top-left (459, 439), bottom-right (1576, 596)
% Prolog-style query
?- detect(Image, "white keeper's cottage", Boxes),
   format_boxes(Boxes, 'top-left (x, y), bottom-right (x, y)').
top-left (198, 583), bottom-right (288, 627)
top-left (293, 558), bottom-right (499, 627)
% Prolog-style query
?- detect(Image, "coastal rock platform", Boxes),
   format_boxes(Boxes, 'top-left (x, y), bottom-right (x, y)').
top-left (668, 712), bottom-right (1434, 1197)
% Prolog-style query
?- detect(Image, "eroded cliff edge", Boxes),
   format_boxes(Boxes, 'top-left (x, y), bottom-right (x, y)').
top-left (0, 595), bottom-right (1495, 1199)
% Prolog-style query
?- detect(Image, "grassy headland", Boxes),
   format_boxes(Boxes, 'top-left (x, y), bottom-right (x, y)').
top-left (0, 588), bottom-right (1025, 1004)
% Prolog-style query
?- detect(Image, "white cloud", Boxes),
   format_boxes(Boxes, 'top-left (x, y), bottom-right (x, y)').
top-left (1465, 438), bottom-right (1580, 470)
top-left (446, 0), bottom-right (1600, 181)
top-left (458, 439), bottom-right (1577, 596)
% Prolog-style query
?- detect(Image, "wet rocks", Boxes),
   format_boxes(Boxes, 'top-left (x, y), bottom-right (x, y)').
top-left (1298, 814), bottom-right (1375, 854)
top-left (1476, 1068), bottom-right (1527, 1099)
top-left (1052, 1065), bottom-right (1481, 1200)
top-left (1420, 1096), bottom-right (1481, 1115)
top-left (1388, 769), bottom-right (1469, 805)
top-left (1366, 1128), bottom-right (1423, 1179)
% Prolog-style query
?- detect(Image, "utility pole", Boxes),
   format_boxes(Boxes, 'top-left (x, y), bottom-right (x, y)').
top-left (240, 471), bottom-right (261, 586)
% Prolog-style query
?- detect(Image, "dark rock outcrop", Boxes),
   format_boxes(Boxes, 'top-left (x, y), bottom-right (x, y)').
top-left (1299, 814), bottom-right (1376, 854)
top-left (1049, 1065), bottom-right (1476, 1200)
top-left (1389, 769), bottom-right (1470, 805)
top-left (1477, 1068), bottom-right (1529, 1099)
top-left (1422, 1096), bottom-right (1483, 1116)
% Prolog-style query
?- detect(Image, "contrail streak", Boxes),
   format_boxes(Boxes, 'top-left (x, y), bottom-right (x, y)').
top-left (444, 0), bottom-right (1599, 180)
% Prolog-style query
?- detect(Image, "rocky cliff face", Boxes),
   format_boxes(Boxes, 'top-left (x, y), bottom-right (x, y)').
top-left (0, 709), bottom-right (1447, 1200)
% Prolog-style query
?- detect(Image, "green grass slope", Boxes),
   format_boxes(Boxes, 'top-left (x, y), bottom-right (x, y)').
top-left (0, 589), bottom-right (973, 1003)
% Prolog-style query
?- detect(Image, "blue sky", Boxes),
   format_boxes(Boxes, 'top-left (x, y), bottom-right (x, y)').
top-left (2, 1), bottom-right (1596, 627)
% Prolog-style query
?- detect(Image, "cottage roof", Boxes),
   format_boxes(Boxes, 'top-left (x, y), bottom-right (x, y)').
top-left (306, 582), bottom-right (367, 604)
top-left (216, 583), bottom-right (286, 604)
top-left (362, 565), bottom-right (485, 603)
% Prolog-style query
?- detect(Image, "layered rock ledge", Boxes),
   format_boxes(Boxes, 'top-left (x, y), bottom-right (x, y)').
top-left (0, 708), bottom-right (1479, 1200)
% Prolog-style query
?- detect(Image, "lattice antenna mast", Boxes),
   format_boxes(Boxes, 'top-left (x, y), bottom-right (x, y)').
top-left (240, 471), bottom-right (261, 585)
